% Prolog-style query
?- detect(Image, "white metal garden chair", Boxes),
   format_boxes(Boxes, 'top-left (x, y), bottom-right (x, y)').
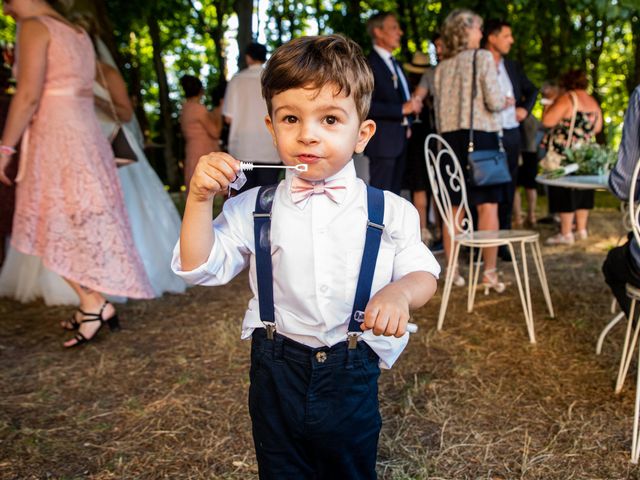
top-left (424, 134), bottom-right (554, 343)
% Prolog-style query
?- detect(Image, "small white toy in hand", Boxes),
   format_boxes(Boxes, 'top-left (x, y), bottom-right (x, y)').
top-left (353, 310), bottom-right (418, 334)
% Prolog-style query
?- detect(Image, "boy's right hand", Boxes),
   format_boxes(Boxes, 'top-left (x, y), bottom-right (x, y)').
top-left (189, 152), bottom-right (240, 202)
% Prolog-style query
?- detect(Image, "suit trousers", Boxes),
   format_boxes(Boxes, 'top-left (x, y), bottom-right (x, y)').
top-left (368, 139), bottom-right (408, 194)
top-left (249, 329), bottom-right (382, 480)
top-left (603, 236), bottom-right (640, 322)
top-left (498, 127), bottom-right (521, 230)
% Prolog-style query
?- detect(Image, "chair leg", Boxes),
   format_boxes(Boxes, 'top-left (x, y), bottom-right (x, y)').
top-left (616, 299), bottom-right (639, 394)
top-left (596, 312), bottom-right (624, 355)
top-left (632, 340), bottom-right (640, 463)
top-left (520, 241), bottom-right (535, 333)
top-left (508, 241), bottom-right (536, 344)
top-left (438, 242), bottom-right (461, 331)
top-left (467, 246), bottom-right (475, 313)
top-left (612, 297), bottom-right (618, 315)
top-left (467, 246), bottom-right (483, 313)
top-left (531, 239), bottom-right (555, 318)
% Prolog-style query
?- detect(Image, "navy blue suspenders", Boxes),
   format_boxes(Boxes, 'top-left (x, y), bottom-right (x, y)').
top-left (252, 184), bottom-right (385, 348)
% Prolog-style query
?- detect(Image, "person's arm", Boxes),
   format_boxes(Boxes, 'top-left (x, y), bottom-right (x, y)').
top-left (180, 152), bottom-right (239, 270)
top-left (515, 63), bottom-right (538, 122)
top-left (541, 93), bottom-right (570, 128)
top-left (361, 271), bottom-right (437, 337)
top-left (477, 52), bottom-right (506, 112)
top-left (0, 19), bottom-right (49, 185)
top-left (95, 62), bottom-right (133, 122)
top-left (609, 86), bottom-right (640, 200)
top-left (198, 104), bottom-right (222, 140)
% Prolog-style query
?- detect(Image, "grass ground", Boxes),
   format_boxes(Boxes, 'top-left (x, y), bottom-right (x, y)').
top-left (1, 194), bottom-right (639, 479)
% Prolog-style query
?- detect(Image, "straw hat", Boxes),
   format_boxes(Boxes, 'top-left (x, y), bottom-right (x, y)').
top-left (404, 51), bottom-right (430, 74)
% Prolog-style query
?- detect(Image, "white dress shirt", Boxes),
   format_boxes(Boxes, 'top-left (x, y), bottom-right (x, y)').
top-left (222, 64), bottom-right (280, 164)
top-left (171, 161), bottom-right (441, 368)
top-left (497, 59), bottom-right (520, 129)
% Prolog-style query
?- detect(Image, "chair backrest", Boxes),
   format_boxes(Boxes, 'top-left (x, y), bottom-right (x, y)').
top-left (424, 133), bottom-right (474, 239)
top-left (628, 157), bottom-right (640, 246)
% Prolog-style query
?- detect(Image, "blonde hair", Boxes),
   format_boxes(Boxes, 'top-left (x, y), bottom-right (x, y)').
top-left (440, 9), bottom-right (482, 59)
top-left (262, 35), bottom-right (374, 122)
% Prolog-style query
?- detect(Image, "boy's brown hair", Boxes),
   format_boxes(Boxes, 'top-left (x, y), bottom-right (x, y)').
top-left (261, 34), bottom-right (374, 122)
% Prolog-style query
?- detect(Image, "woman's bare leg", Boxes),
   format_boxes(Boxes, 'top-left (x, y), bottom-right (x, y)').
top-left (62, 279), bottom-right (115, 346)
top-left (413, 190), bottom-right (428, 230)
top-left (560, 212), bottom-right (575, 237)
top-left (525, 188), bottom-right (537, 223)
top-left (575, 209), bottom-right (589, 232)
top-left (477, 202), bottom-right (499, 272)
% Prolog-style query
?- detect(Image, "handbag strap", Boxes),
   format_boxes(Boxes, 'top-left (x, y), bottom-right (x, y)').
top-left (96, 62), bottom-right (121, 126)
top-left (467, 49), bottom-right (504, 153)
top-left (468, 49), bottom-right (477, 153)
top-left (565, 91), bottom-right (579, 150)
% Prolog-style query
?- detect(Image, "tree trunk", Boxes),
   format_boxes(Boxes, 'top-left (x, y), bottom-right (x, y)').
top-left (629, 13), bottom-right (640, 95)
top-left (315, 0), bottom-right (324, 35)
top-left (397, 0), bottom-right (410, 62)
top-left (148, 16), bottom-right (179, 189)
top-left (234, 0), bottom-right (253, 70)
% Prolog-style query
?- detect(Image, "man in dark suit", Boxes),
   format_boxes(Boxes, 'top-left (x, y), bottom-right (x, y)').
top-left (484, 19), bottom-right (538, 260)
top-left (365, 12), bottom-right (422, 194)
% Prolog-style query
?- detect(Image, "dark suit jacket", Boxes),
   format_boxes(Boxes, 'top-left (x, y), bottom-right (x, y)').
top-left (365, 50), bottom-right (408, 159)
top-left (504, 58), bottom-right (538, 116)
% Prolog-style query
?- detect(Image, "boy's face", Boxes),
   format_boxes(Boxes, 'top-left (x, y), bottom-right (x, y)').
top-left (265, 84), bottom-right (375, 182)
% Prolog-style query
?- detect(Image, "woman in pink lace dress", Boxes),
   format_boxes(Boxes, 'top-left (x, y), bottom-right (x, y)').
top-left (0, 0), bottom-right (153, 347)
top-left (179, 75), bottom-right (222, 190)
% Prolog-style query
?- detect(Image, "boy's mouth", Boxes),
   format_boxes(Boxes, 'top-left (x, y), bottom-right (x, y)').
top-left (296, 154), bottom-right (321, 164)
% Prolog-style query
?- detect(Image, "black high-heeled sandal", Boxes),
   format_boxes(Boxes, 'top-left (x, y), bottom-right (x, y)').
top-left (64, 300), bottom-right (120, 348)
top-left (61, 311), bottom-right (82, 331)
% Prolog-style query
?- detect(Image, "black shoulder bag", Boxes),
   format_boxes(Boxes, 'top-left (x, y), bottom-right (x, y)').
top-left (466, 50), bottom-right (511, 187)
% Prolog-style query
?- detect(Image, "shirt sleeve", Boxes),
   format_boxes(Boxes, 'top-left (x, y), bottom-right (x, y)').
top-left (383, 192), bottom-right (441, 281)
top-left (610, 85), bottom-right (640, 200)
top-left (221, 76), bottom-right (237, 119)
top-left (170, 190), bottom-right (258, 286)
top-left (478, 51), bottom-right (505, 113)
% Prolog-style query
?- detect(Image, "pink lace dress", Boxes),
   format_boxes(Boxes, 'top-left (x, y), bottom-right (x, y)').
top-left (10, 16), bottom-right (153, 298)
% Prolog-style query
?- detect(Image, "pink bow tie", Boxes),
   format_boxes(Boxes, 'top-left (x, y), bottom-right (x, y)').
top-left (290, 176), bottom-right (347, 205)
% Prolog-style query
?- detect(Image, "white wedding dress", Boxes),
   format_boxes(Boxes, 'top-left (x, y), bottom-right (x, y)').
top-left (0, 44), bottom-right (186, 304)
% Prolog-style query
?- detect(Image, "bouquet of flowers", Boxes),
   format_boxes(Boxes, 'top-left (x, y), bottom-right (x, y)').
top-left (540, 143), bottom-right (616, 179)
top-left (564, 143), bottom-right (617, 175)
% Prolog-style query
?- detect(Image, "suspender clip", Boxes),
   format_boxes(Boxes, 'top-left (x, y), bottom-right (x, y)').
top-left (264, 322), bottom-right (276, 340)
top-left (253, 212), bottom-right (271, 219)
top-left (347, 332), bottom-right (361, 350)
top-left (366, 220), bottom-right (384, 231)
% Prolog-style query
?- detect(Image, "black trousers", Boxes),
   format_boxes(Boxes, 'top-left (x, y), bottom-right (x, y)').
top-left (368, 141), bottom-right (408, 195)
top-left (249, 329), bottom-right (382, 480)
top-left (498, 127), bottom-right (521, 230)
top-left (603, 237), bottom-right (640, 320)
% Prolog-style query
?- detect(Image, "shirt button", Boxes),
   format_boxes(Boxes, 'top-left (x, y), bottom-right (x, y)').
top-left (318, 228), bottom-right (327, 235)
top-left (320, 285), bottom-right (328, 293)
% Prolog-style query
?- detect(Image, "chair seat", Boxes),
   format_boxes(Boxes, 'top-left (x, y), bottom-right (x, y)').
top-left (626, 283), bottom-right (640, 300)
top-left (456, 229), bottom-right (539, 246)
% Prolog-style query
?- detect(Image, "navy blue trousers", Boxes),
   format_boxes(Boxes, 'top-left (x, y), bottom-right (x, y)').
top-left (249, 329), bottom-right (382, 480)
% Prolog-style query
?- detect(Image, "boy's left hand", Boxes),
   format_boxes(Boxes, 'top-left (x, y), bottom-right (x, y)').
top-left (360, 283), bottom-right (411, 338)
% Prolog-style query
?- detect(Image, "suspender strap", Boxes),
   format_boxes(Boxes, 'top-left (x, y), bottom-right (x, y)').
top-left (253, 185), bottom-right (277, 338)
top-left (348, 186), bottom-right (385, 347)
top-left (252, 184), bottom-right (386, 347)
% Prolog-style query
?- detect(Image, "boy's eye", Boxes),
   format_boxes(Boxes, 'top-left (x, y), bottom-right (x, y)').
top-left (325, 115), bottom-right (338, 125)
top-left (283, 115), bottom-right (297, 124)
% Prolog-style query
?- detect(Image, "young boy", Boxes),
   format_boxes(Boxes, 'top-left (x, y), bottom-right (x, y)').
top-left (172, 35), bottom-right (440, 480)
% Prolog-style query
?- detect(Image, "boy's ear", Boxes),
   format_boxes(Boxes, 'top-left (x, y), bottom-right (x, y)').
top-left (354, 119), bottom-right (376, 154)
top-left (264, 114), bottom-right (277, 145)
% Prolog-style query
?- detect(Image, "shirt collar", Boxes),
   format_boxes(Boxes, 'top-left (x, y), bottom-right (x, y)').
top-left (373, 45), bottom-right (395, 66)
top-left (285, 160), bottom-right (357, 208)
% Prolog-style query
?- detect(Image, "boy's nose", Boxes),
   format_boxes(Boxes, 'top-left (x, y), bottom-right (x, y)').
top-left (297, 125), bottom-right (319, 144)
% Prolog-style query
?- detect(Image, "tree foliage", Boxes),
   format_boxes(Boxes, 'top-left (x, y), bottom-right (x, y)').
top-left (0, 0), bottom-right (638, 187)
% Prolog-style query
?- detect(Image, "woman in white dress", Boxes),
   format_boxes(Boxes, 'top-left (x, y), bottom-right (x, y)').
top-left (0, 38), bottom-right (186, 304)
